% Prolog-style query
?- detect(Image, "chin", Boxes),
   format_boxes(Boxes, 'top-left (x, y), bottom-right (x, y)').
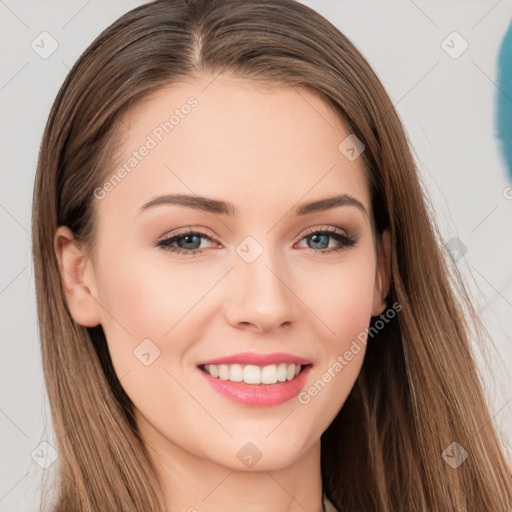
top-left (209, 430), bottom-right (316, 472)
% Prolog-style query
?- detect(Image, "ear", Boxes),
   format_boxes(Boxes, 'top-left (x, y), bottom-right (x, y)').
top-left (371, 229), bottom-right (391, 317)
top-left (54, 225), bottom-right (101, 327)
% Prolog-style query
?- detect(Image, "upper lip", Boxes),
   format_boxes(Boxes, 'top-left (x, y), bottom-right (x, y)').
top-left (197, 351), bottom-right (313, 367)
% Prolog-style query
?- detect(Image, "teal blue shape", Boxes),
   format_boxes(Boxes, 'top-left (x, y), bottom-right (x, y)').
top-left (497, 21), bottom-right (512, 181)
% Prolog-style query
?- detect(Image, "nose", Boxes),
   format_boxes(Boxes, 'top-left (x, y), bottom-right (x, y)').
top-left (223, 244), bottom-right (299, 333)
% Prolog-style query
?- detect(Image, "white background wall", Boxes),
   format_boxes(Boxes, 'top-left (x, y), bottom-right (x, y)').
top-left (1, 1), bottom-right (511, 509)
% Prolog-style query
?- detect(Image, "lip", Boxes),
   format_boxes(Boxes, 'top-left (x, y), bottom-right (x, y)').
top-left (198, 365), bottom-right (312, 407)
top-left (196, 351), bottom-right (313, 366)
top-left (197, 358), bottom-right (313, 408)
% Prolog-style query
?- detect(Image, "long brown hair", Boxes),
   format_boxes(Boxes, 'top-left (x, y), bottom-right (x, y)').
top-left (32, 0), bottom-right (512, 510)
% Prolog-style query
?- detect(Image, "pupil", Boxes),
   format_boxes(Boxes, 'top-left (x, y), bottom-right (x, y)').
top-left (179, 235), bottom-right (200, 249)
top-left (310, 234), bottom-right (328, 249)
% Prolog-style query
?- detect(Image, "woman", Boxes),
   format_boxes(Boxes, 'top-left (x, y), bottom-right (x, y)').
top-left (32, 0), bottom-right (512, 510)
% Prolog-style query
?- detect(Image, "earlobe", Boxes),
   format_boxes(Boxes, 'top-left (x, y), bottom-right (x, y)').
top-left (371, 229), bottom-right (391, 317)
top-left (54, 226), bottom-right (101, 327)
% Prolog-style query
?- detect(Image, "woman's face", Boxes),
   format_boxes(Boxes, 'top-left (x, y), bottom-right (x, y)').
top-left (57, 73), bottom-right (389, 471)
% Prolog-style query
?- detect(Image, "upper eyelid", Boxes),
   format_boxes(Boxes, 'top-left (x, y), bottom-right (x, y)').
top-left (301, 225), bottom-right (348, 236)
top-left (156, 226), bottom-right (215, 240)
top-left (158, 224), bottom-right (348, 236)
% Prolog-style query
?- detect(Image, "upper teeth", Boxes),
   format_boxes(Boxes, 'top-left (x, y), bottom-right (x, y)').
top-left (203, 363), bottom-right (302, 385)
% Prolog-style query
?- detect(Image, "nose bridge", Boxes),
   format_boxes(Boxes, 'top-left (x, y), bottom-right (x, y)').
top-left (225, 234), bottom-right (298, 331)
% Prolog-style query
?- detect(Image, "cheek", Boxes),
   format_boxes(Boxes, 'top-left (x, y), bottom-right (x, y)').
top-left (93, 249), bottom-right (224, 364)
top-left (296, 258), bottom-right (375, 421)
top-left (300, 253), bottom-right (376, 346)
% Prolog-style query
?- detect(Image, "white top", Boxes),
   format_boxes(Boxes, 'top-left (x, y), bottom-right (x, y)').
top-left (323, 494), bottom-right (337, 512)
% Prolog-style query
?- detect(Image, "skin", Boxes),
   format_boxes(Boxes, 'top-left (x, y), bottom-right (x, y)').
top-left (55, 73), bottom-right (391, 512)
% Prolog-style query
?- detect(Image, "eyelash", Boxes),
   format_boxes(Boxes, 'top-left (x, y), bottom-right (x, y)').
top-left (155, 226), bottom-right (357, 258)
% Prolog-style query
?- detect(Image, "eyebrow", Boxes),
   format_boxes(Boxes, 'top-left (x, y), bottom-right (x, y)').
top-left (136, 193), bottom-right (368, 218)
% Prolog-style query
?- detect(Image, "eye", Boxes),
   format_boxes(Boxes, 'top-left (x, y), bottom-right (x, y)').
top-left (155, 225), bottom-right (357, 257)
top-left (156, 229), bottom-right (216, 258)
top-left (295, 226), bottom-right (357, 254)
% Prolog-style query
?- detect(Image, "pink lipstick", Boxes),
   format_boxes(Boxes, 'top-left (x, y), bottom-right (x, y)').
top-left (196, 352), bottom-right (313, 407)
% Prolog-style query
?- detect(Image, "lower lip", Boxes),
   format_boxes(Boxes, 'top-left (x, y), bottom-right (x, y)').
top-left (198, 365), bottom-right (312, 407)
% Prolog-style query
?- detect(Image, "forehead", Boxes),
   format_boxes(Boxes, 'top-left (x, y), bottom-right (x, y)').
top-left (98, 74), bottom-right (371, 223)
